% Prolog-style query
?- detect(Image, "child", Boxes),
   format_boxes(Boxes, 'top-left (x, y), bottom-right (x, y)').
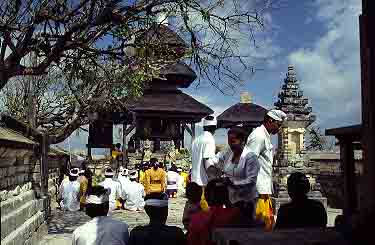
top-left (182, 182), bottom-right (203, 230)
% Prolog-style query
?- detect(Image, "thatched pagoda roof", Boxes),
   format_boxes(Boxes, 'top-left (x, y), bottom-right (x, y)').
top-left (127, 90), bottom-right (213, 122)
top-left (152, 62), bottom-right (197, 88)
top-left (217, 102), bottom-right (267, 128)
top-left (136, 24), bottom-right (188, 58)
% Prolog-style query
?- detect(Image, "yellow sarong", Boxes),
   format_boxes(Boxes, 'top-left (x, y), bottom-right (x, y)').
top-left (139, 170), bottom-right (145, 186)
top-left (200, 187), bottom-right (209, 212)
top-left (256, 194), bottom-right (275, 231)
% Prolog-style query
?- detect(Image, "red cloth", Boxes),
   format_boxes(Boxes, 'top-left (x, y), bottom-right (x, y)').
top-left (187, 206), bottom-right (241, 245)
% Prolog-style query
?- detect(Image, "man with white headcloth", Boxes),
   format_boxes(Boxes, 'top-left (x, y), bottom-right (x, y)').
top-left (118, 167), bottom-right (131, 192)
top-left (99, 167), bottom-right (123, 211)
top-left (246, 109), bottom-right (286, 231)
top-left (72, 186), bottom-right (129, 245)
top-left (191, 115), bottom-right (217, 211)
top-left (124, 170), bottom-right (145, 211)
top-left (59, 168), bottom-right (81, 212)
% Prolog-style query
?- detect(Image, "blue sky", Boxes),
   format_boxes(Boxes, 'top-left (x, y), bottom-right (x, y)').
top-left (57, 0), bottom-right (362, 153)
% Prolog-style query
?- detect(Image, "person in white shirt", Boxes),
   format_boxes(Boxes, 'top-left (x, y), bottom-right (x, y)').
top-left (191, 115), bottom-right (217, 211)
top-left (59, 168), bottom-right (81, 212)
top-left (245, 109), bottom-right (286, 231)
top-left (166, 165), bottom-right (180, 198)
top-left (118, 167), bottom-right (131, 194)
top-left (72, 186), bottom-right (129, 245)
top-left (124, 171), bottom-right (145, 211)
top-left (99, 168), bottom-right (123, 212)
top-left (213, 126), bottom-right (260, 219)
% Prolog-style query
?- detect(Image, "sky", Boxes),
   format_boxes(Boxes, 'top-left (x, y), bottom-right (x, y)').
top-left (56, 0), bottom-right (363, 153)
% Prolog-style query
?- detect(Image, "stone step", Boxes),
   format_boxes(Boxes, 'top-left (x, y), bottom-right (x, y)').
top-left (1, 190), bottom-right (36, 217)
top-left (1, 198), bottom-right (44, 239)
top-left (1, 211), bottom-right (47, 245)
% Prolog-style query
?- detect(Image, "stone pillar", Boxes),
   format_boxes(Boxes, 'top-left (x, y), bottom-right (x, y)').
top-left (299, 131), bottom-right (304, 151)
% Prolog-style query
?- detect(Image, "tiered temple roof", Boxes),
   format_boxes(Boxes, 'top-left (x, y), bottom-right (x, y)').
top-left (274, 65), bottom-right (316, 124)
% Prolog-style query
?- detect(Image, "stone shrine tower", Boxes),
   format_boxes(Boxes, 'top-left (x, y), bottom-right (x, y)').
top-left (272, 65), bottom-right (326, 214)
top-left (274, 65), bottom-right (316, 166)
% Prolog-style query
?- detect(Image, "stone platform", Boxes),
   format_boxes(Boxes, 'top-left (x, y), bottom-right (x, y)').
top-left (212, 228), bottom-right (348, 245)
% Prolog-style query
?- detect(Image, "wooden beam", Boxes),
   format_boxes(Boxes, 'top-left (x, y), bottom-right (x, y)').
top-left (190, 122), bottom-right (196, 151)
top-left (360, 0), bottom-right (375, 211)
top-left (340, 139), bottom-right (357, 216)
top-left (191, 122), bottom-right (196, 140)
top-left (40, 134), bottom-right (51, 215)
top-left (182, 123), bottom-right (193, 136)
top-left (125, 125), bottom-right (136, 135)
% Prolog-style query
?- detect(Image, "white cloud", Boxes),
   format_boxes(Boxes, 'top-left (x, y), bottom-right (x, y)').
top-left (288, 0), bottom-right (362, 127)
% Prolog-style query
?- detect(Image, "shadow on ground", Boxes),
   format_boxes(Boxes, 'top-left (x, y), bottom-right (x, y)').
top-left (47, 210), bottom-right (91, 234)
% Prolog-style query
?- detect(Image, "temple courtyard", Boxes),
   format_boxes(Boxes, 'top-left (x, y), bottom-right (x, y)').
top-left (38, 197), bottom-right (342, 245)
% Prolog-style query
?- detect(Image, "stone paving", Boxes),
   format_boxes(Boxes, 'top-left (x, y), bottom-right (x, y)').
top-left (39, 197), bottom-right (187, 245)
top-left (39, 197), bottom-right (341, 245)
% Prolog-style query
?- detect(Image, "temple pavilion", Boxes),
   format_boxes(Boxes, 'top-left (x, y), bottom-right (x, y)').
top-left (217, 91), bottom-right (267, 134)
top-left (87, 21), bottom-right (213, 160)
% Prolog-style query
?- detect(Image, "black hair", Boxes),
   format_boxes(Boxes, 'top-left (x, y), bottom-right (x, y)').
top-left (115, 143), bottom-right (121, 148)
top-left (205, 179), bottom-right (230, 207)
top-left (228, 126), bottom-right (248, 142)
top-left (203, 115), bottom-right (217, 132)
top-left (69, 175), bottom-right (78, 181)
top-left (104, 168), bottom-right (114, 177)
top-left (186, 182), bottom-right (202, 204)
top-left (150, 158), bottom-right (158, 165)
top-left (169, 164), bottom-right (178, 172)
top-left (85, 186), bottom-right (109, 218)
top-left (144, 193), bottom-right (168, 223)
top-left (287, 172), bottom-right (310, 198)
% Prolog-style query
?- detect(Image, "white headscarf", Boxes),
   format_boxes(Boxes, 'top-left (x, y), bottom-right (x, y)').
top-left (267, 109), bottom-right (287, 121)
top-left (85, 188), bottom-right (111, 205)
top-left (203, 116), bottom-right (217, 127)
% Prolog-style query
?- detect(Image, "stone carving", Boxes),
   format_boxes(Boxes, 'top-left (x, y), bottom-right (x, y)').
top-left (0, 182), bottom-right (32, 201)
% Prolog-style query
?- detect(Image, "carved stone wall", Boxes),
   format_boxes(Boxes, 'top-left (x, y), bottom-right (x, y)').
top-left (0, 131), bottom-right (68, 245)
top-left (0, 147), bottom-right (49, 245)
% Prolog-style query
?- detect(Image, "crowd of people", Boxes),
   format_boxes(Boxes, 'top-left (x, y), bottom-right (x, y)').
top-left (58, 158), bottom-right (187, 215)
top-left (59, 109), bottom-right (329, 245)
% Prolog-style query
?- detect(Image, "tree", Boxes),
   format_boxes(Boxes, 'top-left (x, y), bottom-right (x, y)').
top-left (1, 0), bottom-right (276, 90)
top-left (305, 125), bottom-right (335, 151)
top-left (0, 61), bottom-right (145, 143)
top-left (1, 0), bottom-right (278, 143)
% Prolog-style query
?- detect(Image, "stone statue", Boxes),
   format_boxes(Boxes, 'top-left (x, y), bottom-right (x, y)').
top-left (142, 139), bottom-right (152, 163)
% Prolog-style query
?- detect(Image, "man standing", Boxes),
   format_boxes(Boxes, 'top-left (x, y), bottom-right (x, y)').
top-left (246, 109), bottom-right (286, 231)
top-left (59, 168), bottom-right (81, 212)
top-left (124, 171), bottom-right (146, 211)
top-left (191, 115), bottom-right (217, 211)
top-left (99, 167), bottom-right (123, 211)
top-left (72, 186), bottom-right (129, 245)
